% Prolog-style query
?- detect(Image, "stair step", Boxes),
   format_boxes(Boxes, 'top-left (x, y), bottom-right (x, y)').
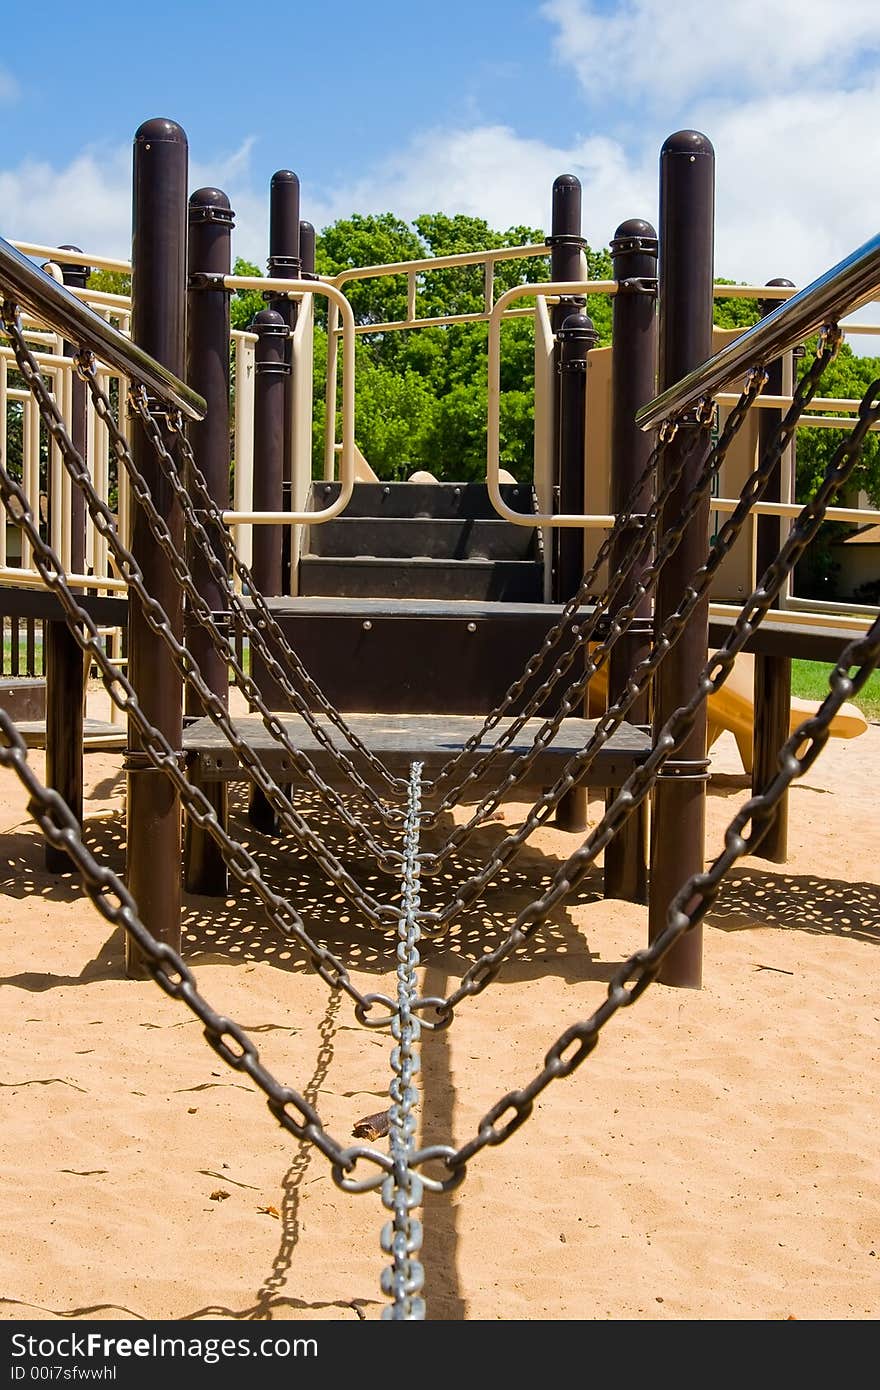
top-left (183, 712), bottom-right (650, 801)
top-left (310, 480), bottom-right (535, 519)
top-left (297, 556), bottom-right (543, 602)
top-left (248, 595), bottom-right (601, 715)
top-left (304, 516), bottom-right (538, 561)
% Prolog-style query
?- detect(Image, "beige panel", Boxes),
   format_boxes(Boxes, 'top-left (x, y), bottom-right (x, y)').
top-left (580, 329), bottom-right (763, 603)
top-left (583, 344), bottom-right (612, 591)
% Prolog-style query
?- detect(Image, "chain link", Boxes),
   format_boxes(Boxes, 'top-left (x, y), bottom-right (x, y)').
top-left (420, 377), bottom-right (766, 853)
top-left (78, 363), bottom-right (407, 868)
top-left (445, 611), bottom-right (880, 1172)
top-left (412, 345), bottom-right (833, 913)
top-left (381, 762), bottom-right (426, 1320)
top-left (0, 309), bottom-right (403, 931)
top-left (426, 344), bottom-right (875, 1034)
top-left (159, 395), bottom-right (406, 804)
top-left (0, 303), bottom-right (401, 1015)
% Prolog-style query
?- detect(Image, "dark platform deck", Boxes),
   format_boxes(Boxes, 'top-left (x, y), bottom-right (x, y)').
top-left (182, 712), bottom-right (652, 802)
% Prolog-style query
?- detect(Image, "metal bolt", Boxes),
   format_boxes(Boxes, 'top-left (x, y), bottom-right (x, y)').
top-left (363, 620), bottom-right (372, 631)
top-left (467, 622), bottom-right (477, 633)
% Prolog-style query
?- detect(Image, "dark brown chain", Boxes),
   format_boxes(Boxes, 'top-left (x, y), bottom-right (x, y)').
top-left (445, 611), bottom-right (880, 1170)
top-left (417, 369), bottom-right (784, 872)
top-left (0, 307), bottom-right (402, 1001)
top-left (410, 330), bottom-right (840, 934)
top-left (160, 400), bottom-right (406, 802)
top-left (0, 705), bottom-right (463, 1193)
top-left (76, 361), bottom-right (408, 866)
top-left (0, 308), bottom-right (400, 926)
top-left (422, 341), bottom-right (875, 1023)
top-left (424, 438), bottom-right (666, 802)
top-left (420, 381), bottom-right (761, 844)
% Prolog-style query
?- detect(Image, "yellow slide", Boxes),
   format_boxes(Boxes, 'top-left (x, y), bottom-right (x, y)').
top-left (589, 651), bottom-right (868, 774)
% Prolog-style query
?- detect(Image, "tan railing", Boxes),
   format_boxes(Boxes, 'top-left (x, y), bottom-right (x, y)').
top-left (6, 235), bottom-right (880, 620)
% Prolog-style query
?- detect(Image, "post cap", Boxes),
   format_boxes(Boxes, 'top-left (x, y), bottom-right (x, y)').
top-left (189, 187), bottom-right (235, 226)
top-left (610, 218), bottom-right (658, 256)
top-left (760, 277), bottom-right (795, 317)
top-left (135, 117), bottom-right (187, 145)
top-left (56, 245), bottom-right (91, 286)
top-left (661, 130), bottom-right (714, 158)
top-left (251, 307), bottom-right (288, 333)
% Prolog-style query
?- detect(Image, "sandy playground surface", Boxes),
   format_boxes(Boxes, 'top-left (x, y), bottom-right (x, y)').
top-left (0, 688), bottom-right (878, 1323)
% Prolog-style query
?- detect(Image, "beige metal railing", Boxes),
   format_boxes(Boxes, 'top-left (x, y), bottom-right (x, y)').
top-left (7, 235), bottom-right (879, 622)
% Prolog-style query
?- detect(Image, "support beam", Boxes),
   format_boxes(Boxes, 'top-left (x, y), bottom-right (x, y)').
top-left (604, 219), bottom-right (658, 903)
top-left (183, 187), bottom-right (234, 895)
top-left (751, 280), bottom-right (795, 862)
top-left (43, 252), bottom-right (90, 873)
top-left (648, 131), bottom-right (715, 989)
top-left (125, 118), bottom-right (187, 974)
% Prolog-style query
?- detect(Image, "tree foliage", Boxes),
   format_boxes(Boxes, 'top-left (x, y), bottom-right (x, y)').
top-left (307, 211), bottom-right (621, 481)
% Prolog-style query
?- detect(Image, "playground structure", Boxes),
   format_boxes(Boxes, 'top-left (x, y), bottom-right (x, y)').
top-left (0, 118), bottom-right (879, 1319)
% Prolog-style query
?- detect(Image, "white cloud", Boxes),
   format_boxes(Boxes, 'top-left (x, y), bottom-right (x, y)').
top-left (305, 123), bottom-right (653, 248)
top-left (0, 106), bottom-right (876, 343)
top-left (0, 139), bottom-right (270, 270)
top-left (542, 0), bottom-right (880, 106)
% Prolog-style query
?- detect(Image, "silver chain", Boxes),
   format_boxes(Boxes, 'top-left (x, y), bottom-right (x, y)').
top-left (381, 761), bottom-right (426, 1319)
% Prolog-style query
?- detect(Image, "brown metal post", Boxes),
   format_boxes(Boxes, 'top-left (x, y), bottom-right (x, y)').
top-left (43, 250), bottom-right (91, 873)
top-left (752, 278), bottom-right (795, 861)
top-left (554, 311), bottom-right (598, 831)
top-left (549, 176), bottom-right (590, 831)
top-left (57, 248), bottom-right (89, 574)
top-left (603, 220), bottom-right (658, 902)
top-left (125, 118), bottom-right (188, 973)
top-left (648, 131), bottom-right (715, 988)
top-left (182, 188), bottom-right (234, 895)
top-left (248, 307), bottom-right (289, 832)
top-left (269, 172), bottom-right (300, 594)
top-left (299, 220), bottom-right (316, 278)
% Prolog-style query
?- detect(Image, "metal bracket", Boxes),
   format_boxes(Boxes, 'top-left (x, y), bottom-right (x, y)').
top-left (189, 204), bottom-right (234, 227)
top-left (124, 749), bottom-right (188, 772)
top-left (545, 233), bottom-right (587, 249)
top-left (617, 276), bottom-right (658, 296)
top-left (656, 756), bottom-right (711, 781)
top-left (188, 271), bottom-right (232, 293)
top-left (609, 234), bottom-right (658, 256)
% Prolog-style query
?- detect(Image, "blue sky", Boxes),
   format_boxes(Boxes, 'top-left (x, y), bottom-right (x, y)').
top-left (1, 0), bottom-right (879, 312)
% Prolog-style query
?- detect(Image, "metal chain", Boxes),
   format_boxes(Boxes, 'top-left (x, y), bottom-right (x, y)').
top-left (159, 401), bottom-right (406, 801)
top-left (425, 439), bottom-right (666, 801)
top-left (0, 308), bottom-right (398, 926)
top-left (0, 703), bottom-right (461, 1194)
top-left (0, 706), bottom-right (390, 1187)
top-left (422, 342), bottom-right (874, 1025)
top-left (381, 762), bottom-right (426, 1320)
top-left (76, 361), bottom-right (408, 866)
top-left (0, 306), bottom-right (400, 1014)
top-left (408, 331), bottom-right (840, 940)
top-left (418, 368), bottom-right (772, 870)
top-left (444, 612), bottom-right (880, 1172)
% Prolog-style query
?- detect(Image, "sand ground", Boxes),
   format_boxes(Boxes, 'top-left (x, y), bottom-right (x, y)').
top-left (0, 689), bottom-right (878, 1322)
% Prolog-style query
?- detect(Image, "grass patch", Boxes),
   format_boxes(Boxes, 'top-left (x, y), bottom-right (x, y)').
top-left (792, 658), bottom-right (880, 721)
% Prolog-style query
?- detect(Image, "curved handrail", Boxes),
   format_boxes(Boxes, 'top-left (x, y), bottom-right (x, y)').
top-left (0, 234), bottom-right (205, 420)
top-left (637, 232), bottom-right (880, 431)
